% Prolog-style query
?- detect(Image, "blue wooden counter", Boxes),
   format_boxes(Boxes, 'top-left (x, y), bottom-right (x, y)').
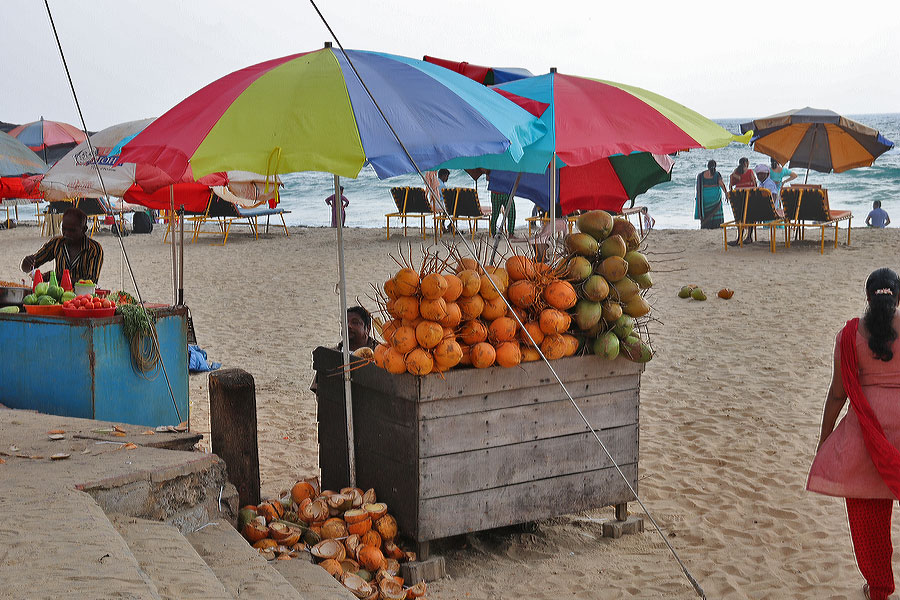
top-left (0, 306), bottom-right (188, 427)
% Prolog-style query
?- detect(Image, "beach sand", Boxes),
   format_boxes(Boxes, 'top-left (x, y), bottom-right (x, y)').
top-left (3, 221), bottom-right (900, 599)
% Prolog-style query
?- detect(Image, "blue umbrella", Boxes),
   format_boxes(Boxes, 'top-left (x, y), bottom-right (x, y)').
top-left (0, 131), bottom-right (48, 177)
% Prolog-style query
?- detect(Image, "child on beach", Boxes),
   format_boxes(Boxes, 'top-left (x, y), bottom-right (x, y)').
top-left (866, 201), bottom-right (891, 228)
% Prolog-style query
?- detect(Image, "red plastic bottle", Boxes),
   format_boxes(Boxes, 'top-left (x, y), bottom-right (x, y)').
top-left (31, 269), bottom-right (43, 292)
top-left (60, 269), bottom-right (73, 292)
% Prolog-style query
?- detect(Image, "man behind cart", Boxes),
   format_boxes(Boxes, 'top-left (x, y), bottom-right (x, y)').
top-left (21, 207), bottom-right (103, 284)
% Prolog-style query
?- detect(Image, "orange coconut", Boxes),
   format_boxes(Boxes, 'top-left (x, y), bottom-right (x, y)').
top-left (459, 320), bottom-right (488, 345)
top-left (495, 341), bottom-right (522, 368)
top-left (393, 268), bottom-right (419, 296)
top-left (357, 545), bottom-right (386, 572)
top-left (392, 295), bottom-right (419, 322)
top-left (470, 342), bottom-right (497, 369)
top-left (374, 514), bottom-right (398, 541)
top-left (418, 297), bottom-right (448, 321)
top-left (360, 529), bottom-right (382, 549)
top-left (432, 338), bottom-right (463, 370)
top-left (543, 280), bottom-right (577, 310)
top-left (383, 277), bottom-right (400, 300)
top-left (390, 326), bottom-right (418, 354)
top-left (480, 294), bottom-right (508, 321)
top-left (438, 302), bottom-right (462, 328)
top-left (521, 345), bottom-right (541, 362)
top-left (383, 347), bottom-right (408, 375)
top-left (373, 343), bottom-right (388, 369)
top-left (479, 273), bottom-right (506, 300)
top-left (291, 481), bottom-right (317, 505)
top-left (319, 558), bottom-right (343, 579)
top-left (507, 280), bottom-right (538, 308)
top-left (457, 294), bottom-right (485, 320)
top-left (405, 348), bottom-right (433, 376)
top-left (540, 333), bottom-right (568, 360)
top-left (458, 344), bottom-right (472, 366)
top-left (505, 255), bottom-right (535, 281)
top-left (347, 517), bottom-right (372, 536)
top-left (561, 333), bottom-right (579, 357)
top-left (521, 321), bottom-right (545, 347)
top-left (539, 308), bottom-right (571, 335)
top-left (488, 316), bottom-right (518, 343)
top-left (442, 273), bottom-right (463, 302)
top-left (414, 320), bottom-right (443, 349)
top-left (321, 518), bottom-right (349, 540)
top-left (484, 266), bottom-right (510, 289)
top-left (420, 273), bottom-right (448, 300)
top-left (457, 269), bottom-right (482, 297)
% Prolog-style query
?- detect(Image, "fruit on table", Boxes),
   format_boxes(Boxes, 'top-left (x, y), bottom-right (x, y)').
top-left (34, 282), bottom-right (49, 297)
top-left (23, 294), bottom-right (38, 305)
top-left (38, 295), bottom-right (57, 305)
top-left (61, 291), bottom-right (76, 302)
top-left (62, 294), bottom-right (116, 311)
top-left (76, 279), bottom-right (94, 285)
top-left (0, 306), bottom-right (20, 314)
top-left (47, 285), bottom-right (64, 301)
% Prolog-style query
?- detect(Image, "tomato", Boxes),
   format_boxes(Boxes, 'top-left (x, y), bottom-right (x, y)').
top-left (78, 305), bottom-right (87, 310)
top-left (100, 299), bottom-right (111, 309)
top-left (92, 301), bottom-right (102, 310)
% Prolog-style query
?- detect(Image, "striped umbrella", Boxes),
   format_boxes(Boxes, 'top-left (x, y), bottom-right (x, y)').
top-left (740, 107), bottom-right (894, 175)
top-left (0, 131), bottom-right (48, 177)
top-left (7, 118), bottom-right (86, 151)
top-left (120, 46), bottom-right (546, 188)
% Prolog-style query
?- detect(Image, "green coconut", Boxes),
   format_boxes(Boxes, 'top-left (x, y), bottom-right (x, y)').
top-left (599, 234), bottom-right (627, 259)
top-left (593, 331), bottom-right (620, 360)
top-left (585, 319), bottom-right (607, 337)
top-left (677, 285), bottom-right (693, 298)
top-left (691, 288), bottom-right (707, 301)
top-left (303, 528), bottom-right (322, 546)
top-left (357, 569), bottom-right (374, 583)
top-left (622, 338), bottom-right (653, 363)
top-left (564, 256), bottom-right (593, 282)
top-left (623, 295), bottom-right (651, 318)
top-left (582, 274), bottom-right (610, 302)
top-left (238, 508), bottom-right (258, 530)
top-left (576, 210), bottom-right (613, 241)
top-left (610, 218), bottom-right (641, 251)
top-left (631, 272), bottom-right (653, 289)
top-left (596, 256), bottom-right (628, 282)
top-left (613, 315), bottom-right (635, 339)
top-left (564, 232), bottom-right (599, 257)
top-left (611, 277), bottom-right (640, 303)
top-left (624, 251), bottom-right (650, 276)
top-left (574, 299), bottom-right (604, 331)
top-left (601, 300), bottom-right (623, 323)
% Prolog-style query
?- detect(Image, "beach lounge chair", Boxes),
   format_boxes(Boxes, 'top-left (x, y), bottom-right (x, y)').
top-left (434, 187), bottom-right (488, 241)
top-left (721, 188), bottom-right (787, 253)
top-left (385, 187), bottom-right (433, 240)
top-left (191, 194), bottom-right (290, 245)
top-left (780, 186), bottom-right (851, 254)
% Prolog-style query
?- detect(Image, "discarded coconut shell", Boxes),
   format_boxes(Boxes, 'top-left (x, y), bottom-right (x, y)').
top-left (360, 529), bottom-right (382, 549)
top-left (344, 508), bottom-right (369, 525)
top-left (253, 538), bottom-right (278, 550)
top-left (374, 514), bottom-right (398, 541)
top-left (242, 521), bottom-right (269, 543)
top-left (321, 517), bottom-right (349, 540)
top-left (357, 544), bottom-right (386, 572)
top-left (340, 487), bottom-right (365, 508)
top-left (341, 572), bottom-right (374, 599)
top-left (319, 558), bottom-right (343, 579)
top-left (268, 521), bottom-right (293, 542)
top-left (378, 577), bottom-right (406, 600)
top-left (344, 533), bottom-right (361, 556)
top-left (340, 558), bottom-right (361, 574)
top-left (383, 541), bottom-right (406, 561)
top-left (406, 581), bottom-right (428, 598)
top-left (311, 538), bottom-right (347, 562)
top-left (347, 517), bottom-right (372, 536)
top-left (383, 557), bottom-right (402, 575)
top-left (717, 288), bottom-right (734, 299)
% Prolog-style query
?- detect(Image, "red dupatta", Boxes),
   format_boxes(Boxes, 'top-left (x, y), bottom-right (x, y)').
top-left (841, 318), bottom-right (900, 498)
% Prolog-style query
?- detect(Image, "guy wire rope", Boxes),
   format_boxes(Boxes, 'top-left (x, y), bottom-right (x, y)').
top-left (308, 2), bottom-right (706, 597)
top-left (43, 0), bottom-right (181, 423)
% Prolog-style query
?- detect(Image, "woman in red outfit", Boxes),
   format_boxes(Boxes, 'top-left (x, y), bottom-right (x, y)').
top-left (809, 268), bottom-right (900, 600)
top-left (729, 157), bottom-right (757, 190)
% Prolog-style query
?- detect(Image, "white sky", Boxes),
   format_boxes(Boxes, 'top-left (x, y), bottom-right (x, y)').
top-left (3, 0), bottom-right (898, 131)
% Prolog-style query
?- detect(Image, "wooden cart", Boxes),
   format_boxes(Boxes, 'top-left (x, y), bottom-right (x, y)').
top-left (313, 347), bottom-right (642, 557)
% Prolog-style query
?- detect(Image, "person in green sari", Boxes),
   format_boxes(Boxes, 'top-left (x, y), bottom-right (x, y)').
top-left (695, 159), bottom-right (727, 229)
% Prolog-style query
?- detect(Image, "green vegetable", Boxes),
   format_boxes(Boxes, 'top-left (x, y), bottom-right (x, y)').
top-left (0, 306), bottom-right (20, 314)
top-left (61, 291), bottom-right (76, 302)
top-left (38, 295), bottom-right (57, 305)
top-left (23, 294), bottom-right (38, 305)
top-left (117, 303), bottom-right (154, 339)
top-left (34, 282), bottom-right (49, 297)
top-left (47, 285), bottom-right (63, 301)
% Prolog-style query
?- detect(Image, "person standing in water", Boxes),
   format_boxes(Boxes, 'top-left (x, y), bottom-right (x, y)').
top-left (694, 160), bottom-right (727, 229)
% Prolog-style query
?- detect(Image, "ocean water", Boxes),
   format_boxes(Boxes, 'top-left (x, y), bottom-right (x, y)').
top-left (275, 113), bottom-right (900, 230)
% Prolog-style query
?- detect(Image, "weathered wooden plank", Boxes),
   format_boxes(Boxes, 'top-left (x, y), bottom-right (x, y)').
top-left (419, 388), bottom-right (639, 457)
top-left (417, 463), bottom-right (638, 541)
top-left (418, 374), bottom-right (640, 420)
top-left (350, 386), bottom-right (418, 426)
top-left (355, 448), bottom-right (419, 540)
top-left (353, 406), bottom-right (418, 466)
top-left (419, 425), bottom-right (637, 499)
top-left (418, 355), bottom-right (643, 400)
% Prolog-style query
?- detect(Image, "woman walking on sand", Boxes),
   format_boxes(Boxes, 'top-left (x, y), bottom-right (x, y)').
top-left (808, 268), bottom-right (900, 600)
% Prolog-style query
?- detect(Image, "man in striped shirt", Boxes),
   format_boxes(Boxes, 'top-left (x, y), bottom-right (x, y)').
top-left (21, 207), bottom-right (104, 284)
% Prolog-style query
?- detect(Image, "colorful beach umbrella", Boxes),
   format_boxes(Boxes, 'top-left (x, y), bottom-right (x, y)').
top-left (423, 55), bottom-right (533, 85)
top-left (0, 131), bottom-right (48, 177)
top-left (439, 71), bottom-right (747, 214)
top-left (740, 107), bottom-right (894, 174)
top-left (120, 47), bottom-right (546, 189)
top-left (7, 118), bottom-right (86, 151)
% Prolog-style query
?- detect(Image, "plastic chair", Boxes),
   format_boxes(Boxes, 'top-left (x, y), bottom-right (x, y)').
top-left (385, 187), bottom-right (433, 240)
top-left (435, 188), bottom-right (488, 241)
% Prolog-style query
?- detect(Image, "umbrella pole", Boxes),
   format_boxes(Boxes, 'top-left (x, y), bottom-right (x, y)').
top-left (178, 205), bottom-right (185, 306)
top-left (550, 153), bottom-right (558, 258)
top-left (169, 185), bottom-right (177, 305)
top-left (489, 172), bottom-right (522, 265)
top-left (334, 174), bottom-right (356, 487)
top-left (804, 126), bottom-right (819, 185)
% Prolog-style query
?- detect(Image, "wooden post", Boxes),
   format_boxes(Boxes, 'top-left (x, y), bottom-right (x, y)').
top-left (209, 368), bottom-right (260, 508)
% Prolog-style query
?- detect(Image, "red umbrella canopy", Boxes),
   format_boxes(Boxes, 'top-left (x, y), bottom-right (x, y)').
top-left (8, 118), bottom-right (86, 151)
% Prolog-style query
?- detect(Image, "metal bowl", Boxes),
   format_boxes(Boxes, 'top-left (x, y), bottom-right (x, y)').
top-left (0, 286), bottom-right (28, 306)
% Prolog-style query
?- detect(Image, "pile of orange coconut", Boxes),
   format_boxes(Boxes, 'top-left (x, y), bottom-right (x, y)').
top-left (238, 480), bottom-right (426, 599)
top-left (370, 209), bottom-right (654, 376)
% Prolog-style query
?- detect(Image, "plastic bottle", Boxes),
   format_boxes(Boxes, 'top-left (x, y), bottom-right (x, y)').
top-left (49, 270), bottom-right (59, 289)
top-left (60, 269), bottom-right (73, 292)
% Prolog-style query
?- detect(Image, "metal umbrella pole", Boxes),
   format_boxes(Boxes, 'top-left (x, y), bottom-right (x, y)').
top-left (178, 205), bottom-right (185, 306)
top-left (803, 125), bottom-right (820, 185)
top-left (549, 152), bottom-right (558, 257)
top-left (333, 174), bottom-right (356, 486)
top-left (169, 185), bottom-right (177, 305)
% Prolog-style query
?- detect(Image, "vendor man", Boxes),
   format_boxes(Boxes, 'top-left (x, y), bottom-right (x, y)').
top-left (339, 306), bottom-right (377, 352)
top-left (21, 207), bottom-right (104, 283)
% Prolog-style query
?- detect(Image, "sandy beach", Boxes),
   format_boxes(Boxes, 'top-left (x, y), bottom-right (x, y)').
top-left (2, 220), bottom-right (899, 599)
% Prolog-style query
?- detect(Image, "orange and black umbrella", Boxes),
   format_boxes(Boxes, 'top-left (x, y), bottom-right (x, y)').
top-left (740, 107), bottom-right (893, 176)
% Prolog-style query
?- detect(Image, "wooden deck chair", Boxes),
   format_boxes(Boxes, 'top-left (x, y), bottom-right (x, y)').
top-left (780, 186), bottom-right (851, 254)
top-left (721, 188), bottom-right (787, 253)
top-left (192, 194), bottom-right (290, 244)
top-left (525, 215), bottom-right (549, 236)
top-left (435, 187), bottom-right (488, 241)
top-left (385, 187), bottom-right (432, 240)
top-left (163, 196), bottom-right (212, 244)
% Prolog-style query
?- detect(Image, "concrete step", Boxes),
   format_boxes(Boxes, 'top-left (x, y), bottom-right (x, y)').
top-left (271, 557), bottom-right (357, 600)
top-left (111, 516), bottom-right (232, 600)
top-left (0, 487), bottom-right (161, 600)
top-left (185, 522), bottom-right (305, 599)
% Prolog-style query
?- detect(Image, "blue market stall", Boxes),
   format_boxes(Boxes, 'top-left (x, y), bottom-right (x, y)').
top-left (0, 306), bottom-right (188, 426)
